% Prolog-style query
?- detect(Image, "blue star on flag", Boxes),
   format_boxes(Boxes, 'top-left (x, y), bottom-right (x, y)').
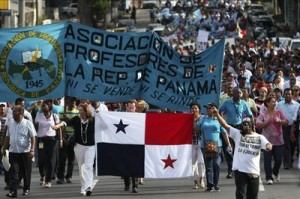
top-left (114, 119), bottom-right (129, 134)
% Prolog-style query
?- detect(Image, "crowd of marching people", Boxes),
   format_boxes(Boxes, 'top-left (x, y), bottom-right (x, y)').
top-left (1, 0), bottom-right (300, 198)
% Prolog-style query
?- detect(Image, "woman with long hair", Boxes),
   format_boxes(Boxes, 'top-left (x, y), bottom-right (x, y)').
top-left (256, 96), bottom-right (288, 185)
top-left (56, 104), bottom-right (95, 196)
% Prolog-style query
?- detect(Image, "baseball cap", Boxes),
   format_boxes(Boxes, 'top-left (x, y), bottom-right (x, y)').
top-left (238, 76), bottom-right (247, 80)
top-left (242, 117), bottom-right (252, 122)
top-left (273, 87), bottom-right (282, 92)
top-left (204, 103), bottom-right (217, 109)
top-left (0, 102), bottom-right (7, 107)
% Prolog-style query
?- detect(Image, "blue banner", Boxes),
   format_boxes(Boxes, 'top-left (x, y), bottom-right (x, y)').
top-left (0, 21), bottom-right (224, 112)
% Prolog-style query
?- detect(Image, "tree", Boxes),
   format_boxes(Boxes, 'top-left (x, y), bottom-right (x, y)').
top-left (77, 0), bottom-right (110, 28)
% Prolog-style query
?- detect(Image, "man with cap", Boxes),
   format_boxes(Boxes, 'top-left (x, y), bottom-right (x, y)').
top-left (236, 76), bottom-right (248, 91)
top-left (213, 107), bottom-right (272, 199)
top-left (219, 87), bottom-right (253, 178)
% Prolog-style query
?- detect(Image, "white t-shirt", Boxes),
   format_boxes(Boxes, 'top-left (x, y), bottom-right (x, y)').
top-left (230, 127), bottom-right (269, 175)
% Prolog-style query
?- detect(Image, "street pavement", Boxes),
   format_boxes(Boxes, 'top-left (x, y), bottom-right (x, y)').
top-left (0, 158), bottom-right (299, 199)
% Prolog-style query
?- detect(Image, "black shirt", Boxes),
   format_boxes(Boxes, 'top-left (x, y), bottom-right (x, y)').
top-left (67, 116), bottom-right (95, 146)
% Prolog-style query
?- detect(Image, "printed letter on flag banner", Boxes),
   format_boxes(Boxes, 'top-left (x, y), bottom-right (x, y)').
top-left (95, 111), bottom-right (193, 178)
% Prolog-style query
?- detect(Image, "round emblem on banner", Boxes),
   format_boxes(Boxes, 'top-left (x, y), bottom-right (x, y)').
top-left (0, 31), bottom-right (63, 98)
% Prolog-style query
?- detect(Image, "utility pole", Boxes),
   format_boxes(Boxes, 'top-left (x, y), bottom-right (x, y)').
top-left (18, 0), bottom-right (25, 27)
top-left (36, 0), bottom-right (39, 25)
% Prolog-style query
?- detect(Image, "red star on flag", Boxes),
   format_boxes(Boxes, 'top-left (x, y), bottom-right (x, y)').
top-left (161, 154), bottom-right (177, 169)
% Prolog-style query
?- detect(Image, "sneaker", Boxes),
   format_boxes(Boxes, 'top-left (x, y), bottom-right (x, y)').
top-left (22, 190), bottom-right (30, 196)
top-left (267, 179), bottom-right (273, 185)
top-left (40, 177), bottom-right (45, 186)
top-left (56, 179), bottom-right (65, 184)
top-left (214, 186), bottom-right (221, 191)
top-left (274, 175), bottom-right (280, 182)
top-left (66, 178), bottom-right (72, 183)
top-left (44, 182), bottom-right (52, 188)
top-left (193, 183), bottom-right (199, 189)
top-left (6, 191), bottom-right (17, 198)
top-left (226, 173), bottom-right (233, 179)
top-left (205, 187), bottom-right (214, 192)
top-left (85, 187), bottom-right (92, 196)
top-left (132, 187), bottom-right (138, 193)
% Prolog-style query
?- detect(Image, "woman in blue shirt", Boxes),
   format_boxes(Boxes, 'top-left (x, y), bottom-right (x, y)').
top-left (198, 103), bottom-right (231, 192)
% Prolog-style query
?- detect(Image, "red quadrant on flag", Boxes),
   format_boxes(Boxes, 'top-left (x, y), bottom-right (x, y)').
top-left (145, 113), bottom-right (193, 145)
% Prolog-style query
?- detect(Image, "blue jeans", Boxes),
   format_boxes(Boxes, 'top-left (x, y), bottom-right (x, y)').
top-left (263, 145), bottom-right (284, 181)
top-left (202, 147), bottom-right (222, 188)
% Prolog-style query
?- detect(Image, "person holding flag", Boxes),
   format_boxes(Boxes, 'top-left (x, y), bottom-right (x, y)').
top-left (54, 104), bottom-right (95, 196)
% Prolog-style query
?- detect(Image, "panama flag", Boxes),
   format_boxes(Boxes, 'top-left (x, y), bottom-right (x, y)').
top-left (95, 111), bottom-right (193, 178)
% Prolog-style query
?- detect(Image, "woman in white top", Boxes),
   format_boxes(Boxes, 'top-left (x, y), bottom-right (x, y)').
top-left (35, 100), bottom-right (60, 188)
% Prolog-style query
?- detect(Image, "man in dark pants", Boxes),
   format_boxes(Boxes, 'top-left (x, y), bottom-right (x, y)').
top-left (214, 109), bottom-right (272, 199)
top-left (277, 88), bottom-right (300, 169)
top-left (123, 99), bottom-right (138, 193)
top-left (57, 97), bottom-right (78, 184)
top-left (1, 105), bottom-right (36, 197)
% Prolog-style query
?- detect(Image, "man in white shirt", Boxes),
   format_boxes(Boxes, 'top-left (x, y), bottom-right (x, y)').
top-left (276, 88), bottom-right (300, 169)
top-left (283, 70), bottom-right (300, 90)
top-left (90, 101), bottom-right (108, 117)
top-left (214, 110), bottom-right (272, 199)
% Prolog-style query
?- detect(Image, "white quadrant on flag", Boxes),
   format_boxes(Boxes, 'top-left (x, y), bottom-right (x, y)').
top-left (96, 111), bottom-right (146, 145)
top-left (144, 145), bottom-right (192, 178)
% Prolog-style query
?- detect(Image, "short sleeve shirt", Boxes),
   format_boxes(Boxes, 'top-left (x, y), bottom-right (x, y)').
top-left (6, 118), bottom-right (37, 153)
top-left (197, 115), bottom-right (226, 148)
top-left (230, 127), bottom-right (269, 175)
top-left (256, 110), bottom-right (286, 145)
